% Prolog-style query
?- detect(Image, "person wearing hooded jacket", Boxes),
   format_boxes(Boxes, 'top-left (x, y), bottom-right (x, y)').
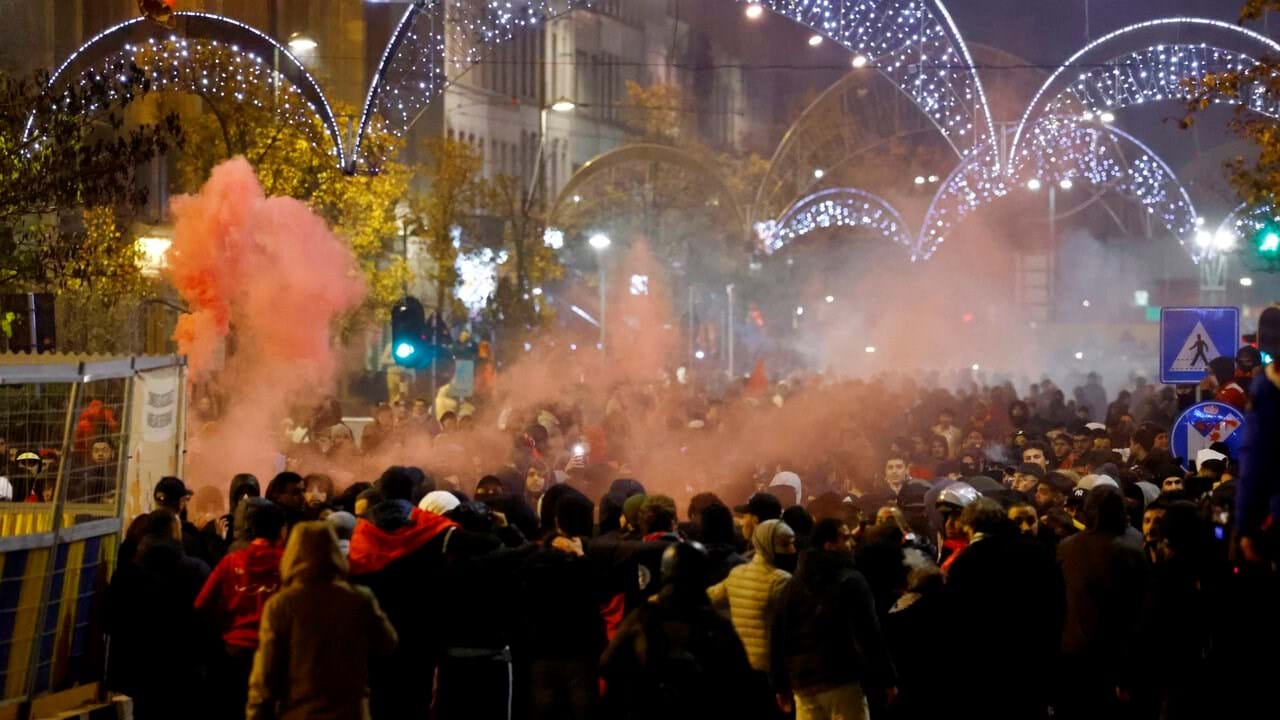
top-left (770, 518), bottom-right (896, 720)
top-left (201, 473), bottom-right (260, 565)
top-left (196, 498), bottom-right (287, 720)
top-left (346, 467), bottom-right (487, 720)
top-left (247, 522), bottom-right (397, 720)
top-left (708, 519), bottom-right (796, 715)
top-left (601, 542), bottom-right (763, 720)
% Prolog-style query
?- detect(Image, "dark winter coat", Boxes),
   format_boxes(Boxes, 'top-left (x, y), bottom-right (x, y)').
top-left (104, 538), bottom-right (210, 718)
top-left (1238, 365), bottom-right (1280, 545)
top-left (601, 585), bottom-right (761, 720)
top-left (945, 531), bottom-right (1063, 718)
top-left (1057, 528), bottom-right (1147, 682)
top-left (769, 549), bottom-right (896, 696)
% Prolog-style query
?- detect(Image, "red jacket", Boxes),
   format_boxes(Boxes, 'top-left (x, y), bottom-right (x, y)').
top-left (195, 540), bottom-right (283, 649)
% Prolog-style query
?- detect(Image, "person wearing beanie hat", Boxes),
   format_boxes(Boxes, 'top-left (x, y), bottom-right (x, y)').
top-left (621, 493), bottom-right (648, 538)
top-left (419, 490), bottom-right (461, 516)
top-left (326, 511), bottom-right (357, 557)
top-left (1012, 462), bottom-right (1047, 496)
top-left (734, 492), bottom-right (784, 544)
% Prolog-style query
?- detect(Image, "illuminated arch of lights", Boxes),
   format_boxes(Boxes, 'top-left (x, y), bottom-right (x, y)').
top-left (915, 17), bottom-right (1280, 262)
top-left (25, 12), bottom-right (344, 162)
top-left (755, 188), bottom-right (914, 254)
top-left (355, 0), bottom-right (995, 166)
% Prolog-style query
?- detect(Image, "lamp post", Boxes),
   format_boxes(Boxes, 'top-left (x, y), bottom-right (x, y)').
top-left (589, 233), bottom-right (611, 349)
top-left (526, 97), bottom-right (577, 216)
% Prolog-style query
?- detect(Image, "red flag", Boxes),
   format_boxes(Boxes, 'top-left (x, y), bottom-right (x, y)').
top-left (745, 359), bottom-right (768, 397)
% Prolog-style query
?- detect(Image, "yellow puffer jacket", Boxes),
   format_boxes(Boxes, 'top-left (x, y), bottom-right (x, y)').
top-left (708, 553), bottom-right (791, 671)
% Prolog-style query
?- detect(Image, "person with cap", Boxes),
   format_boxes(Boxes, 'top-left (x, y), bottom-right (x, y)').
top-left (150, 476), bottom-right (215, 567)
top-left (620, 493), bottom-right (649, 540)
top-left (105, 510), bottom-right (211, 720)
top-left (196, 498), bottom-right (288, 720)
top-left (1056, 485), bottom-right (1148, 720)
top-left (735, 492), bottom-right (783, 552)
top-left (708, 519), bottom-right (797, 705)
top-left (600, 542), bottom-right (759, 720)
top-left (247, 521), bottom-right (398, 720)
top-left (770, 517), bottom-right (896, 720)
top-left (1012, 462), bottom-right (1046, 499)
top-left (946, 498), bottom-right (1063, 720)
top-left (1036, 471), bottom-right (1076, 514)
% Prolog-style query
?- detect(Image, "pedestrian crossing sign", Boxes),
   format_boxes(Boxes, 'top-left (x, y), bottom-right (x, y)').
top-left (1160, 307), bottom-right (1239, 385)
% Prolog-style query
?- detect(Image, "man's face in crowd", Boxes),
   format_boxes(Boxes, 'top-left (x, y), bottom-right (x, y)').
top-left (885, 459), bottom-right (909, 492)
top-left (1009, 505), bottom-right (1039, 536)
top-left (943, 511), bottom-right (966, 540)
top-left (276, 481), bottom-right (306, 511)
top-left (1052, 436), bottom-right (1072, 460)
top-left (938, 412), bottom-right (954, 429)
top-left (1153, 432), bottom-right (1170, 452)
top-left (1022, 446), bottom-right (1047, 470)
top-left (90, 441), bottom-right (113, 465)
top-left (1073, 435), bottom-right (1092, 457)
top-left (412, 400), bottom-right (428, 418)
top-left (1143, 507), bottom-right (1166, 546)
top-left (1013, 472), bottom-right (1040, 495)
top-left (964, 430), bottom-right (984, 450)
top-left (741, 513), bottom-right (760, 541)
top-left (1162, 476), bottom-right (1184, 493)
top-left (1034, 484), bottom-right (1063, 513)
top-left (526, 466), bottom-right (546, 494)
top-left (824, 523), bottom-right (855, 555)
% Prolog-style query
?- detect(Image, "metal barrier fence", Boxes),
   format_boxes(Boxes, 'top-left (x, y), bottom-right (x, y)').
top-left (0, 356), bottom-right (185, 715)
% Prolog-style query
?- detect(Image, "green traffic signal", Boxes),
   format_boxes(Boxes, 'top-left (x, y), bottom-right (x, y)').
top-left (1260, 230), bottom-right (1280, 255)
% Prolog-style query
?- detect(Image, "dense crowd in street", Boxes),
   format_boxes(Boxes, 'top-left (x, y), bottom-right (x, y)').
top-left (104, 315), bottom-right (1280, 720)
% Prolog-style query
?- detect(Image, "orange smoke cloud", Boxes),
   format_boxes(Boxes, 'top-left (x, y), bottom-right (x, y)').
top-left (167, 157), bottom-right (366, 488)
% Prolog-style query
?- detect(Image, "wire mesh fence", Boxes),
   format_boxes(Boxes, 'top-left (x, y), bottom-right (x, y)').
top-left (0, 355), bottom-right (184, 709)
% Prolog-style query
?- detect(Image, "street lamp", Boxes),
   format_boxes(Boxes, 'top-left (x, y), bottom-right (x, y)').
top-left (590, 234), bottom-right (611, 350)
top-left (851, 55), bottom-right (869, 68)
top-left (287, 33), bottom-right (317, 53)
top-left (1026, 178), bottom-right (1042, 191)
top-left (745, 3), bottom-right (765, 20)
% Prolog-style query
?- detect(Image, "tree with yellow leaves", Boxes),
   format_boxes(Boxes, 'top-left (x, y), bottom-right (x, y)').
top-left (165, 43), bottom-right (411, 323)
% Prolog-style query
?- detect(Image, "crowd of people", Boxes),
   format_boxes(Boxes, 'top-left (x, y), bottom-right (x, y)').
top-left (102, 309), bottom-right (1280, 720)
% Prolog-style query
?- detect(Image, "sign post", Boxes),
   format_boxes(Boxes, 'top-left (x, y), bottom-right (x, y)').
top-left (1159, 306), bottom-right (1239, 385)
top-left (1170, 401), bottom-right (1246, 471)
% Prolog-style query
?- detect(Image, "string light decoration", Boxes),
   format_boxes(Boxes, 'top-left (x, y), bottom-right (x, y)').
top-left (354, 0), bottom-right (996, 166)
top-left (24, 12), bottom-right (344, 164)
top-left (1010, 17), bottom-right (1280, 163)
top-left (755, 187), bottom-right (914, 254)
top-left (917, 17), bottom-right (1280, 262)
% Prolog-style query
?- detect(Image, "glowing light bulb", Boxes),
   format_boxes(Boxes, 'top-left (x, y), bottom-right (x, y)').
top-left (745, 4), bottom-right (764, 20)
top-left (851, 55), bottom-right (869, 68)
top-left (808, 34), bottom-right (823, 47)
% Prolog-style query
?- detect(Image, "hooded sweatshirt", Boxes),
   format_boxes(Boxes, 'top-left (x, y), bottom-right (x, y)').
top-left (248, 522), bottom-right (397, 720)
top-left (347, 501), bottom-right (457, 575)
top-left (769, 471), bottom-right (803, 507)
top-left (195, 539), bottom-right (284, 649)
top-left (707, 519), bottom-right (795, 671)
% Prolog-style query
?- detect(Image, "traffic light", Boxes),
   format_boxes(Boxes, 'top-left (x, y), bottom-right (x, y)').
top-left (1258, 227), bottom-right (1280, 255)
top-left (391, 297), bottom-right (428, 367)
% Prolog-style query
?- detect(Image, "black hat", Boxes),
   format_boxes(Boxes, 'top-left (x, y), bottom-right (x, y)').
top-left (154, 476), bottom-right (192, 507)
top-left (1067, 486), bottom-right (1089, 508)
top-left (734, 492), bottom-right (783, 521)
top-left (1016, 463), bottom-right (1046, 480)
top-left (1044, 471), bottom-right (1076, 493)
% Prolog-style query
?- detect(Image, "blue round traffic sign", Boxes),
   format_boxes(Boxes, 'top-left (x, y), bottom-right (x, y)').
top-left (1170, 401), bottom-right (1246, 471)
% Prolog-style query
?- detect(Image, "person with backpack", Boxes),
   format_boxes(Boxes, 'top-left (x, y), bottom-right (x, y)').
top-left (769, 518), bottom-right (896, 720)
